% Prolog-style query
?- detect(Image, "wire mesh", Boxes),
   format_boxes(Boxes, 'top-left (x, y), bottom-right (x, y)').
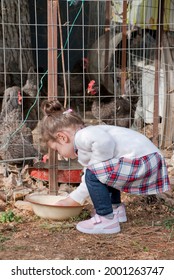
top-left (0, 0), bottom-right (174, 196)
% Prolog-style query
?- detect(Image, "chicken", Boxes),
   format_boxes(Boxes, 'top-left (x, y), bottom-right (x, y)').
top-left (87, 80), bottom-right (135, 127)
top-left (123, 77), bottom-right (139, 109)
top-left (0, 86), bottom-right (41, 165)
top-left (0, 86), bottom-right (21, 121)
top-left (0, 86), bottom-right (38, 131)
top-left (0, 117), bottom-right (39, 165)
top-left (58, 58), bottom-right (89, 95)
top-left (0, 66), bottom-right (46, 131)
top-left (21, 66), bottom-right (47, 130)
top-left (58, 58), bottom-right (91, 113)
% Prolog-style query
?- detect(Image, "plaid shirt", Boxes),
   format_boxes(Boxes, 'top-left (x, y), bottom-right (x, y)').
top-left (88, 152), bottom-right (170, 195)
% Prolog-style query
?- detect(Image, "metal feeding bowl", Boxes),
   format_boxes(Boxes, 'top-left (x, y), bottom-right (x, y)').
top-left (25, 194), bottom-right (84, 220)
top-left (29, 159), bottom-right (83, 183)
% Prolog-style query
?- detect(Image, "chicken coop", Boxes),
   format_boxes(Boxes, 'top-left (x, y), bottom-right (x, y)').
top-left (0, 0), bottom-right (174, 199)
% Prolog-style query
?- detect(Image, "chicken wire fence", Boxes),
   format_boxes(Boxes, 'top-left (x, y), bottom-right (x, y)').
top-left (0, 0), bottom-right (174, 194)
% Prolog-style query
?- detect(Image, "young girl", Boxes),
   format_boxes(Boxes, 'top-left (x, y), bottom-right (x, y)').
top-left (40, 100), bottom-right (170, 234)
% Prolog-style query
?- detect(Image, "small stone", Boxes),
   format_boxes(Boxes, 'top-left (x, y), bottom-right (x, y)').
top-left (0, 191), bottom-right (7, 202)
top-left (14, 200), bottom-right (33, 212)
top-left (13, 188), bottom-right (32, 201)
top-left (0, 199), bottom-right (6, 211)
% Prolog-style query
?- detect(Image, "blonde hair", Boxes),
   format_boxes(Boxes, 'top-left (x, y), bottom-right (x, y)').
top-left (40, 100), bottom-right (84, 142)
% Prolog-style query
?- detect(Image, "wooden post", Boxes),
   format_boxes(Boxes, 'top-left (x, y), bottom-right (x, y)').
top-left (152, 0), bottom-right (164, 146)
top-left (47, 0), bottom-right (58, 194)
top-left (104, 0), bottom-right (111, 89)
top-left (121, 0), bottom-right (127, 95)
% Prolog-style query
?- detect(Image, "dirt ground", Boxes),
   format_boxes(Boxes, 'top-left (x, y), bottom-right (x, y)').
top-left (0, 192), bottom-right (174, 260)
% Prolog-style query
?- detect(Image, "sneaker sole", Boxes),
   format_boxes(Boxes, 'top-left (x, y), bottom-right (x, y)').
top-left (76, 224), bottom-right (121, 234)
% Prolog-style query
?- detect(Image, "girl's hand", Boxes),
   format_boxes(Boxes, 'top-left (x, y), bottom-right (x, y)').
top-left (55, 196), bottom-right (81, 206)
top-left (43, 153), bottom-right (68, 162)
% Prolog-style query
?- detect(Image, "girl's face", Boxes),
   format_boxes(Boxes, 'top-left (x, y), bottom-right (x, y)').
top-left (47, 129), bottom-right (77, 159)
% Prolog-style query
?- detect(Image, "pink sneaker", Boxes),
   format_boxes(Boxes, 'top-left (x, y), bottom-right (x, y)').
top-left (116, 204), bottom-right (127, 223)
top-left (91, 204), bottom-right (127, 223)
top-left (76, 214), bottom-right (121, 234)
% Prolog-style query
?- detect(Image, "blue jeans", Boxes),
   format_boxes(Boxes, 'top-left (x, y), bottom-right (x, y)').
top-left (85, 169), bottom-right (121, 216)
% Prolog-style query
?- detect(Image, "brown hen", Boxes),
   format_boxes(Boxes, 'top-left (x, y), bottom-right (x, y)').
top-left (87, 80), bottom-right (135, 127)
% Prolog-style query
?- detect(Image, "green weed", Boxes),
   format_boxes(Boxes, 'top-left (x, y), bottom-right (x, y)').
top-left (0, 245), bottom-right (5, 251)
top-left (70, 209), bottom-right (90, 222)
top-left (0, 210), bottom-right (22, 223)
top-left (163, 218), bottom-right (174, 230)
top-left (0, 234), bottom-right (10, 243)
top-left (13, 245), bottom-right (28, 251)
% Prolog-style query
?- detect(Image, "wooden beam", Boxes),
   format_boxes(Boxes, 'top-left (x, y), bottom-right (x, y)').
top-left (152, 0), bottom-right (165, 146)
top-left (104, 0), bottom-right (111, 89)
top-left (121, 0), bottom-right (127, 95)
top-left (47, 0), bottom-right (58, 194)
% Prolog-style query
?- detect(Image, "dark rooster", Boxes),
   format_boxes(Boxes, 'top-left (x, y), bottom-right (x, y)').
top-left (87, 80), bottom-right (135, 128)
top-left (0, 86), bottom-right (41, 166)
top-left (58, 58), bottom-right (91, 112)
top-left (58, 58), bottom-right (89, 95)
